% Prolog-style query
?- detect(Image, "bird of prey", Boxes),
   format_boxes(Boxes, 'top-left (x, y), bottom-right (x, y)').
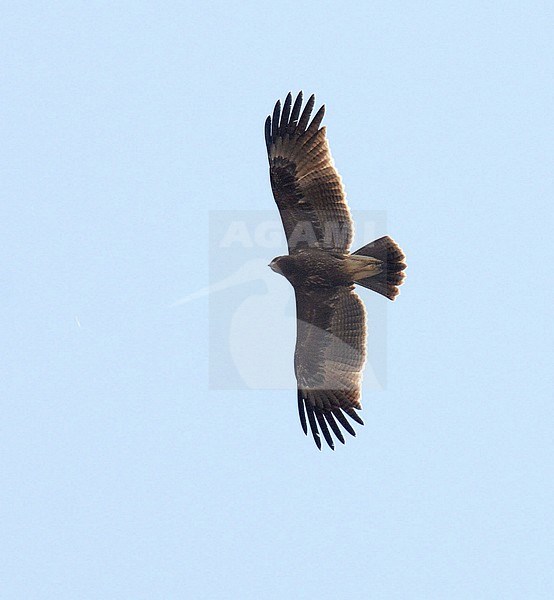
top-left (265, 91), bottom-right (406, 450)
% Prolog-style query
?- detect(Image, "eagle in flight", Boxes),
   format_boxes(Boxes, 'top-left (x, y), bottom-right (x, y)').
top-left (265, 92), bottom-right (406, 450)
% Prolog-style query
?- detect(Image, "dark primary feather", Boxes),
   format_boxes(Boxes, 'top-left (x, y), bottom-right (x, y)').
top-left (296, 94), bottom-right (315, 134)
top-left (264, 116), bottom-right (271, 149)
top-left (331, 408), bottom-right (357, 437)
top-left (280, 92), bottom-right (292, 132)
top-left (323, 410), bottom-right (345, 445)
top-left (305, 401), bottom-right (321, 450)
top-left (266, 91), bottom-right (354, 253)
top-left (297, 390), bottom-right (307, 435)
top-left (314, 407), bottom-right (334, 450)
top-left (304, 104), bottom-right (325, 139)
top-left (344, 407), bottom-right (364, 425)
top-left (288, 92), bottom-right (303, 134)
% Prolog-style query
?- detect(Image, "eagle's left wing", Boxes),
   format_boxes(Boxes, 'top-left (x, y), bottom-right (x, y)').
top-left (265, 92), bottom-right (354, 253)
top-left (294, 285), bottom-right (366, 450)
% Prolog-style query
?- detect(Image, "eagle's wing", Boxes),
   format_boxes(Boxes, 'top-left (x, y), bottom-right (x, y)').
top-left (294, 285), bottom-right (366, 450)
top-left (265, 92), bottom-right (354, 253)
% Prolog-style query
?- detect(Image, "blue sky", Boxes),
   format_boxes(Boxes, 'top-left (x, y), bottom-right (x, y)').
top-left (2, 2), bottom-right (553, 598)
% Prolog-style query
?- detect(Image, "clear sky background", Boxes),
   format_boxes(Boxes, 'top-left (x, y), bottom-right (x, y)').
top-left (2, 2), bottom-right (553, 599)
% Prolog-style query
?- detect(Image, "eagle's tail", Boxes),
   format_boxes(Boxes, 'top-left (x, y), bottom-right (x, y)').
top-left (352, 236), bottom-right (406, 300)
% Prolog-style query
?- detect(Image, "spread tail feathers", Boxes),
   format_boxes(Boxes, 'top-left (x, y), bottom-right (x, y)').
top-left (353, 236), bottom-right (406, 300)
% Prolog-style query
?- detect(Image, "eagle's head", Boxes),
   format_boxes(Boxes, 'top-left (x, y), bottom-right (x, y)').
top-left (269, 255), bottom-right (294, 279)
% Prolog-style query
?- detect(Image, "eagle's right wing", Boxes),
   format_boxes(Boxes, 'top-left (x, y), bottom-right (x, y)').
top-left (294, 285), bottom-right (366, 450)
top-left (265, 92), bottom-right (354, 254)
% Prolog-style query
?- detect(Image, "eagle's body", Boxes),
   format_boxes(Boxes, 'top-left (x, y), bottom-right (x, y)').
top-left (271, 249), bottom-right (354, 287)
top-left (265, 92), bottom-right (406, 450)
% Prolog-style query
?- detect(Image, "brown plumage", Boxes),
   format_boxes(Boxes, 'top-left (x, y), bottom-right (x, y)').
top-left (265, 92), bottom-right (407, 450)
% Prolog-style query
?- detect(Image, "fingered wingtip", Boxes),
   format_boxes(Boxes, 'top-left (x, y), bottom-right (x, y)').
top-left (297, 389), bottom-right (365, 449)
top-left (298, 392), bottom-right (308, 436)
